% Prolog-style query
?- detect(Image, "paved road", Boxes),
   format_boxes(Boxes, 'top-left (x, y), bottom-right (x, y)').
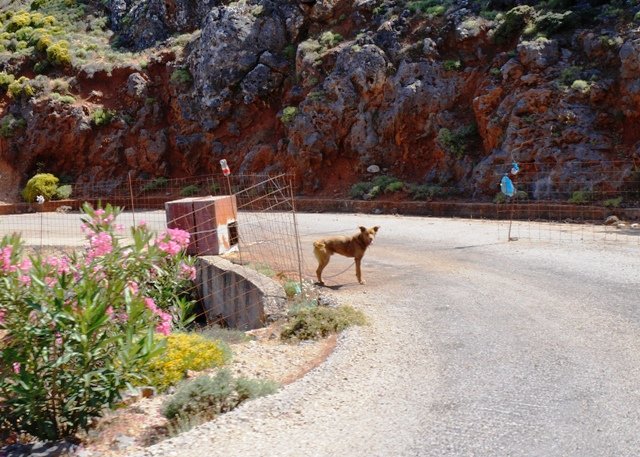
top-left (135, 212), bottom-right (640, 457)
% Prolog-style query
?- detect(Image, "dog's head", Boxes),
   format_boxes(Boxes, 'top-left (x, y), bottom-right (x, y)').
top-left (358, 226), bottom-right (380, 246)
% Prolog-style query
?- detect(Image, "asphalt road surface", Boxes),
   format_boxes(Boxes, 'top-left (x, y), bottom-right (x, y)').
top-left (134, 212), bottom-right (640, 457)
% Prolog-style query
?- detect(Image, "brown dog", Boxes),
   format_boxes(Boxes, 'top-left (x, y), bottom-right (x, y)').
top-left (313, 226), bottom-right (380, 285)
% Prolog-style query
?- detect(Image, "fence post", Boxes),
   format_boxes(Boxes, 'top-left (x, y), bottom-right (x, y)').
top-left (128, 171), bottom-right (136, 227)
top-left (289, 177), bottom-right (304, 290)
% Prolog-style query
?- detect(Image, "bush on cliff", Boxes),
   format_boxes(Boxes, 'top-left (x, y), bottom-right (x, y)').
top-left (21, 173), bottom-right (59, 202)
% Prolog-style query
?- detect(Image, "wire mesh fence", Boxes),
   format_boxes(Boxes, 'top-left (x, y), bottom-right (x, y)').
top-left (0, 173), bottom-right (305, 330)
top-left (493, 160), bottom-right (640, 244)
top-left (0, 163), bottom-right (638, 329)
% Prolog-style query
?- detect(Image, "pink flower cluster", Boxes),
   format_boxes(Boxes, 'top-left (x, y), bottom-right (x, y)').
top-left (1, 246), bottom-right (32, 284)
top-left (144, 297), bottom-right (172, 335)
top-left (179, 262), bottom-right (196, 281)
top-left (87, 232), bottom-right (113, 260)
top-left (156, 228), bottom-right (191, 256)
top-left (0, 308), bottom-right (5, 324)
top-left (46, 256), bottom-right (71, 275)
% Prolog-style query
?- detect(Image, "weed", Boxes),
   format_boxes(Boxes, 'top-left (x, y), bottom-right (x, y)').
top-left (283, 280), bottom-right (301, 298)
top-left (281, 304), bottom-right (367, 340)
top-left (141, 176), bottom-right (169, 193)
top-left (91, 107), bottom-right (115, 127)
top-left (350, 181), bottom-right (373, 199)
top-left (179, 185), bottom-right (200, 197)
top-left (411, 184), bottom-right (444, 201)
top-left (443, 60), bottom-right (462, 71)
top-left (603, 196), bottom-right (622, 208)
top-left (319, 31), bottom-right (343, 48)
top-left (162, 371), bottom-right (278, 433)
top-left (437, 124), bottom-right (478, 158)
top-left (280, 106), bottom-right (298, 124)
top-left (570, 79), bottom-right (590, 94)
top-left (568, 190), bottom-right (593, 204)
top-left (0, 114), bottom-right (26, 138)
top-left (170, 68), bottom-right (192, 85)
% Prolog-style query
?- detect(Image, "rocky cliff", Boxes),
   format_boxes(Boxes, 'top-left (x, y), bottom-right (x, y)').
top-left (0, 0), bottom-right (639, 202)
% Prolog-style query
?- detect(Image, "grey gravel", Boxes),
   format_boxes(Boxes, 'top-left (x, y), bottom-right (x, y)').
top-left (126, 214), bottom-right (639, 456)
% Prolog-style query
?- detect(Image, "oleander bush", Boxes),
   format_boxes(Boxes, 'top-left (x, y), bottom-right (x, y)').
top-left (0, 204), bottom-right (197, 440)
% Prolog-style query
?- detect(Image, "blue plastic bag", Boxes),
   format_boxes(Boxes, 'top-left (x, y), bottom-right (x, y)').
top-left (500, 175), bottom-right (515, 197)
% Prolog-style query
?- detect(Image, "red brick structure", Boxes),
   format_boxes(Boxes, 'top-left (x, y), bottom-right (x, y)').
top-left (165, 196), bottom-right (238, 255)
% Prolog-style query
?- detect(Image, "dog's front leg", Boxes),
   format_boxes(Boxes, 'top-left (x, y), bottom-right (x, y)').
top-left (355, 257), bottom-right (365, 284)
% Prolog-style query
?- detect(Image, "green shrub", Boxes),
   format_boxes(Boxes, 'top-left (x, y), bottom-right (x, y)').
top-left (147, 333), bottom-right (230, 392)
top-left (350, 181), bottom-right (373, 199)
top-left (319, 31), bottom-right (343, 48)
top-left (570, 79), bottom-right (590, 93)
top-left (493, 5), bottom-right (535, 45)
top-left (407, 0), bottom-right (447, 15)
top-left (46, 40), bottom-right (71, 66)
top-left (437, 124), bottom-right (478, 158)
top-left (490, 67), bottom-right (501, 77)
top-left (0, 114), bottom-right (26, 138)
top-left (0, 72), bottom-right (15, 91)
top-left (283, 43), bottom-right (296, 60)
top-left (54, 184), bottom-right (72, 199)
top-left (443, 60), bottom-right (462, 71)
top-left (162, 370), bottom-right (278, 432)
top-left (603, 196), bottom-right (623, 208)
top-left (283, 280), bottom-right (301, 298)
top-left (21, 173), bottom-right (59, 202)
top-left (568, 190), bottom-right (593, 204)
top-left (91, 108), bottom-right (115, 126)
top-left (170, 68), bottom-right (193, 85)
top-left (385, 181), bottom-right (404, 193)
top-left (33, 60), bottom-right (50, 74)
top-left (411, 184), bottom-right (444, 200)
top-left (558, 66), bottom-right (582, 87)
top-left (280, 106), bottom-right (298, 124)
top-left (142, 176), bottom-right (169, 193)
top-left (50, 92), bottom-right (75, 104)
top-left (281, 304), bottom-right (367, 341)
top-left (180, 184), bottom-right (200, 197)
top-left (7, 76), bottom-right (35, 98)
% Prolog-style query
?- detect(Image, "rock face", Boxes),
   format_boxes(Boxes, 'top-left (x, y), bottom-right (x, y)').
top-left (1, 0), bottom-right (640, 202)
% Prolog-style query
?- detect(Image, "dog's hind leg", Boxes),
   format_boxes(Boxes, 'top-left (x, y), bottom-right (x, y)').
top-left (316, 255), bottom-right (330, 285)
top-left (355, 256), bottom-right (365, 284)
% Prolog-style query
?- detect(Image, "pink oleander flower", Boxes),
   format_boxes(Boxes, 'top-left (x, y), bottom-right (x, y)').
top-left (106, 306), bottom-right (114, 317)
top-left (19, 275), bottom-right (31, 285)
top-left (155, 312), bottom-right (172, 336)
top-left (179, 262), bottom-right (196, 281)
top-left (0, 246), bottom-right (16, 273)
top-left (156, 228), bottom-right (191, 255)
top-left (94, 209), bottom-right (105, 217)
top-left (138, 220), bottom-right (147, 227)
top-left (87, 232), bottom-right (113, 259)
top-left (0, 308), bottom-right (5, 324)
top-left (45, 276), bottom-right (57, 288)
top-left (126, 281), bottom-right (139, 295)
top-left (144, 297), bottom-right (158, 313)
top-left (45, 256), bottom-right (70, 274)
top-left (12, 362), bottom-right (20, 374)
top-left (115, 224), bottom-right (125, 232)
top-left (19, 258), bottom-right (32, 271)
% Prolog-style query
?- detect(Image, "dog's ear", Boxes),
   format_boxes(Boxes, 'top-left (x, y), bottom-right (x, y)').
top-left (359, 226), bottom-right (367, 232)
top-left (373, 226), bottom-right (380, 232)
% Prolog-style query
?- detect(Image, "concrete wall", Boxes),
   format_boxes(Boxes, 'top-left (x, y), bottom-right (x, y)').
top-left (196, 256), bottom-right (287, 330)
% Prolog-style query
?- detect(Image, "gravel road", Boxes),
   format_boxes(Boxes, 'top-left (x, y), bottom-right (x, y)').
top-left (129, 213), bottom-right (640, 457)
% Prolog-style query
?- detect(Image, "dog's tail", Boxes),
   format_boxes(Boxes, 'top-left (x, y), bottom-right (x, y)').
top-left (313, 240), bottom-right (326, 261)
